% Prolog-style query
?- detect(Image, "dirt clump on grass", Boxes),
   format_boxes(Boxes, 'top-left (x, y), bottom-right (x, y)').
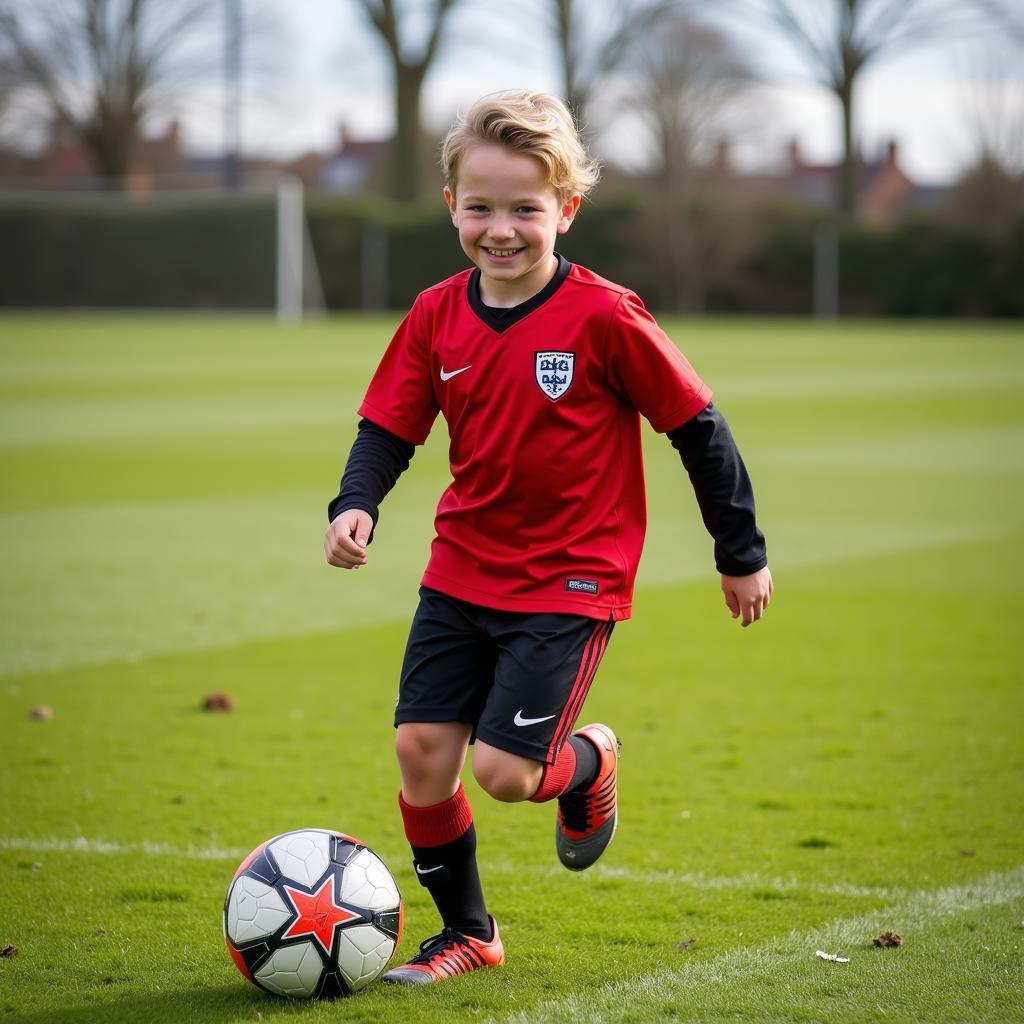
top-left (28, 705), bottom-right (53, 720)
top-left (201, 693), bottom-right (235, 712)
top-left (872, 930), bottom-right (902, 947)
top-left (1, 945), bottom-right (17, 958)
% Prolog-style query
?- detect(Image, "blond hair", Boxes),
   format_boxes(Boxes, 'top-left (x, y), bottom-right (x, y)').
top-left (441, 90), bottom-right (600, 202)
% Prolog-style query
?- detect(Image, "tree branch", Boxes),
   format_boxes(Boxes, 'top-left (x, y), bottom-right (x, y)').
top-left (422, 0), bottom-right (456, 69)
top-left (352, 0), bottom-right (403, 62)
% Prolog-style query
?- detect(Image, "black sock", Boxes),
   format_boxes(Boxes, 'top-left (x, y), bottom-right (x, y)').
top-left (565, 734), bottom-right (599, 793)
top-left (411, 823), bottom-right (492, 940)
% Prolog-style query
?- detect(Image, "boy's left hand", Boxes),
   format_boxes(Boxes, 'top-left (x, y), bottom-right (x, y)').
top-left (721, 567), bottom-right (773, 627)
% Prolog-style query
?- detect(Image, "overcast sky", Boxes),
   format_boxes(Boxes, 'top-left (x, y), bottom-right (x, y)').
top-left (171, 0), bottom-right (1023, 187)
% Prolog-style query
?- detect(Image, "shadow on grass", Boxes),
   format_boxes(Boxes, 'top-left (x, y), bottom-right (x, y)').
top-left (3, 984), bottom-right (315, 1024)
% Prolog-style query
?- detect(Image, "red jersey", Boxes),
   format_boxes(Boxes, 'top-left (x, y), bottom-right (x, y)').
top-left (358, 260), bottom-right (711, 620)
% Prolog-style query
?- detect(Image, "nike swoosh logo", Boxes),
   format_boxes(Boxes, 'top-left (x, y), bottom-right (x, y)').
top-left (514, 710), bottom-right (557, 727)
top-left (415, 863), bottom-right (444, 875)
top-left (440, 364), bottom-right (472, 381)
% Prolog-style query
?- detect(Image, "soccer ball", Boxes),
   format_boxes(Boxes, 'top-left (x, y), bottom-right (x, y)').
top-left (223, 828), bottom-right (403, 998)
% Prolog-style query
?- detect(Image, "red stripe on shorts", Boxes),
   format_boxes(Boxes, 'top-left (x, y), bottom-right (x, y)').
top-left (546, 620), bottom-right (613, 761)
top-left (562, 621), bottom-right (612, 746)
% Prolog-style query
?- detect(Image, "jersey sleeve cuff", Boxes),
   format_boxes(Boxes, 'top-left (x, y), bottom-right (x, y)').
top-left (650, 384), bottom-right (712, 434)
top-left (357, 401), bottom-right (430, 446)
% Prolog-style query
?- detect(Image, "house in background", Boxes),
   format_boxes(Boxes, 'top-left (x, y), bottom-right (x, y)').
top-left (284, 125), bottom-right (388, 195)
top-left (0, 115), bottom-right (387, 195)
top-left (776, 138), bottom-right (946, 222)
top-left (3, 115), bottom-right (949, 218)
top-left (8, 115), bottom-right (200, 192)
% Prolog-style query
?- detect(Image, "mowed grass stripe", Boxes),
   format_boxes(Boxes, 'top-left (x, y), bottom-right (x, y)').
top-left (721, 363), bottom-right (1024, 401)
top-left (498, 867), bottom-right (1024, 1024)
top-left (762, 424), bottom-right (1024, 473)
top-left (2, 374), bottom-right (1021, 447)
top-left (0, 517), bottom-right (1013, 679)
top-left (0, 493), bottom-right (431, 678)
top-left (4, 414), bottom-right (1020, 678)
top-left (0, 391), bottom-right (353, 447)
top-left (5, 365), bottom-right (1022, 440)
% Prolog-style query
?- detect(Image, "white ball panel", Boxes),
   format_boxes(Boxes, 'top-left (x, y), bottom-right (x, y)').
top-left (268, 831), bottom-right (331, 888)
top-left (226, 875), bottom-right (291, 944)
top-left (335, 925), bottom-right (395, 992)
top-left (254, 940), bottom-right (324, 998)
top-left (339, 848), bottom-right (400, 911)
top-left (347, 922), bottom-right (394, 957)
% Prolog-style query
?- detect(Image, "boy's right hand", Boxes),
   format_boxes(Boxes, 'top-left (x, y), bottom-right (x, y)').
top-left (324, 509), bottom-right (373, 569)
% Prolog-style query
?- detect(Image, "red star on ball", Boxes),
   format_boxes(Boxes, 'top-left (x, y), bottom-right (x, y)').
top-left (281, 875), bottom-right (360, 954)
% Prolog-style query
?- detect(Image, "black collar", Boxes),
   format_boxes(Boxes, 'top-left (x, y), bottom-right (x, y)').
top-left (467, 253), bottom-right (572, 334)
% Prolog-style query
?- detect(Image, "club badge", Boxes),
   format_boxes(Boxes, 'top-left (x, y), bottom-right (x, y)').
top-left (535, 351), bottom-right (575, 400)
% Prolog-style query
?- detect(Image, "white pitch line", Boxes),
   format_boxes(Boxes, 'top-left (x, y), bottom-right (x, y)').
top-left (0, 835), bottom-right (247, 861)
top-left (583, 865), bottom-right (901, 901)
top-left (485, 859), bottom-right (902, 901)
top-left (0, 836), bottom-right (898, 899)
top-left (495, 865), bottom-right (1024, 1024)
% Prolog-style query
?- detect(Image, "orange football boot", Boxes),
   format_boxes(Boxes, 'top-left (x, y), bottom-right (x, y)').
top-left (556, 723), bottom-right (620, 870)
top-left (381, 916), bottom-right (504, 985)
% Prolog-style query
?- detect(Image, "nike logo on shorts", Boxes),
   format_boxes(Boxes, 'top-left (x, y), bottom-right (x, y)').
top-left (514, 710), bottom-right (556, 727)
top-left (440, 364), bottom-right (472, 381)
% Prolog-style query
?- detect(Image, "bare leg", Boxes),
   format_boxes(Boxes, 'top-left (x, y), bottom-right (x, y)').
top-left (395, 721), bottom-right (472, 806)
top-left (472, 740), bottom-right (544, 802)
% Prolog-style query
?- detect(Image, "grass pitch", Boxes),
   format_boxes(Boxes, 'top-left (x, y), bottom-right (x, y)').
top-left (1, 313), bottom-right (1022, 1024)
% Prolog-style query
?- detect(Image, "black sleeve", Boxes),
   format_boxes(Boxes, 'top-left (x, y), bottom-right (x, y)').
top-left (667, 403), bottom-right (768, 576)
top-left (326, 418), bottom-right (415, 541)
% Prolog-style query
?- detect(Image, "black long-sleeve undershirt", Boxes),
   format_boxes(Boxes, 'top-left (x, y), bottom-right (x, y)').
top-left (327, 418), bottom-right (415, 542)
top-left (666, 404), bottom-right (767, 576)
top-left (328, 405), bottom-right (767, 573)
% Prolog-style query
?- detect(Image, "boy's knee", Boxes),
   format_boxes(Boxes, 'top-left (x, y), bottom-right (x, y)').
top-left (395, 722), bottom-right (471, 806)
top-left (472, 746), bottom-right (543, 803)
top-left (395, 723), bottom-right (454, 774)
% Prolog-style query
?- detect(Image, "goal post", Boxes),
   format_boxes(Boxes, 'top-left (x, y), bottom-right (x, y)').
top-left (275, 174), bottom-right (326, 325)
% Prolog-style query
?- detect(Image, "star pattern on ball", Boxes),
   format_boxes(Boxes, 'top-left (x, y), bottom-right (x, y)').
top-left (281, 875), bottom-right (360, 954)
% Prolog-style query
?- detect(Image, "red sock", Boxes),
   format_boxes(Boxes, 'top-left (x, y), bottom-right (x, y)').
top-left (398, 782), bottom-right (474, 847)
top-left (529, 741), bottom-right (577, 803)
top-left (398, 783), bottom-right (490, 940)
top-left (530, 734), bottom-right (601, 803)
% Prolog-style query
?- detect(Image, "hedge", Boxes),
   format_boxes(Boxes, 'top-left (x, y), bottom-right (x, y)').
top-left (1, 196), bottom-right (276, 308)
top-left (1, 195), bottom-right (1021, 316)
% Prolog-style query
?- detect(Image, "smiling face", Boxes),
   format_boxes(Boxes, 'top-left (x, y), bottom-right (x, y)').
top-left (444, 144), bottom-right (581, 308)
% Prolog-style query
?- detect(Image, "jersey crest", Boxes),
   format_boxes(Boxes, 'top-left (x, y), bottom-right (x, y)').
top-left (535, 351), bottom-right (575, 400)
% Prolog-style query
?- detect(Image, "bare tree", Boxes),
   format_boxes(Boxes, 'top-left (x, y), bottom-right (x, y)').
top-left (0, 0), bottom-right (219, 186)
top-left (351, 0), bottom-right (460, 201)
top-left (606, 12), bottom-right (757, 309)
top-left (962, 58), bottom-right (1024, 177)
top-left (0, 54), bottom-right (18, 135)
top-left (616, 17), bottom-right (752, 182)
top-left (947, 44), bottom-right (1024, 233)
top-left (720, 0), bottom-right (996, 215)
top-left (543, 0), bottom-right (680, 123)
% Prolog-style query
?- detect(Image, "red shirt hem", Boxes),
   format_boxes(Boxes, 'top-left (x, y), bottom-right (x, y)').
top-left (420, 569), bottom-right (632, 622)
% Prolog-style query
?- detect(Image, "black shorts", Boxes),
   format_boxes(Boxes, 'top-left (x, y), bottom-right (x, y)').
top-left (394, 587), bottom-right (614, 764)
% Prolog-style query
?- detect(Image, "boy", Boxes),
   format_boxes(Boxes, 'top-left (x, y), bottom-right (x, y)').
top-left (325, 91), bottom-right (772, 984)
